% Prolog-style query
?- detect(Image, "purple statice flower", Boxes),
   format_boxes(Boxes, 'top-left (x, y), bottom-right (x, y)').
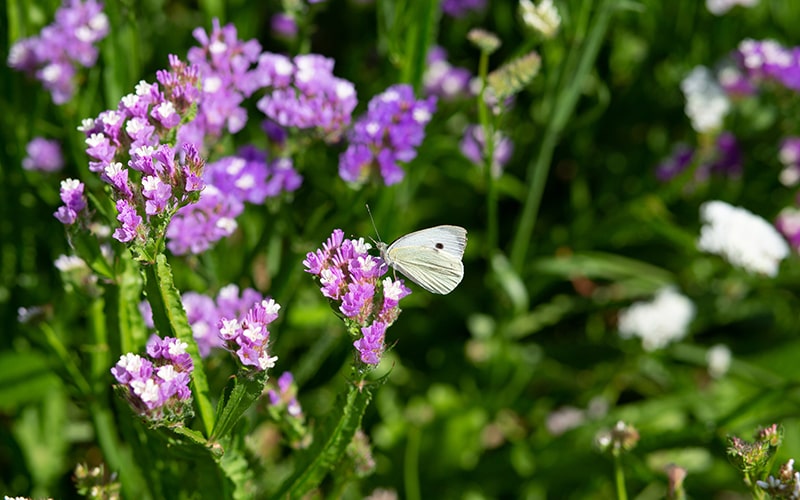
top-left (166, 146), bottom-right (301, 255)
top-left (252, 53), bottom-right (358, 143)
top-left (166, 185), bottom-right (242, 255)
top-left (218, 298), bottom-right (280, 371)
top-left (697, 131), bottom-right (742, 180)
top-left (776, 207), bottom-right (800, 251)
top-left (734, 39), bottom-right (800, 92)
top-left (303, 229), bottom-right (411, 366)
top-left (22, 137), bottom-right (64, 172)
top-left (54, 178), bottom-right (87, 225)
top-left (77, 55), bottom-right (205, 246)
top-left (140, 285), bottom-right (264, 357)
top-left (717, 62), bottom-right (757, 97)
top-left (180, 19), bottom-right (263, 150)
top-left (271, 13), bottom-right (298, 40)
top-left (111, 335), bottom-right (194, 423)
top-left (267, 371), bottom-right (303, 418)
top-left (779, 137), bottom-right (800, 186)
top-left (656, 144), bottom-right (695, 182)
top-left (656, 133), bottom-right (741, 183)
top-left (423, 47), bottom-right (473, 100)
top-left (7, 0), bottom-right (109, 104)
top-left (338, 84), bottom-right (437, 186)
top-left (460, 124), bottom-right (514, 178)
top-left (441, 0), bottom-right (486, 17)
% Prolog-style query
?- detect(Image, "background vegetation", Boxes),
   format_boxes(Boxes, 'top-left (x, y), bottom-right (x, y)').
top-left (3, 0), bottom-right (800, 498)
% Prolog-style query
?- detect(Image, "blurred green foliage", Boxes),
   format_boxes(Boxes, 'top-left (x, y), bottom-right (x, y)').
top-left (3, 0), bottom-right (800, 498)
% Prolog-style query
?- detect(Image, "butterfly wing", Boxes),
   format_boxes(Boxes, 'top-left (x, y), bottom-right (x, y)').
top-left (385, 226), bottom-right (467, 294)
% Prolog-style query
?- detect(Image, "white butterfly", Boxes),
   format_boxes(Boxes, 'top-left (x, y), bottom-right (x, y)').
top-left (376, 225), bottom-right (468, 295)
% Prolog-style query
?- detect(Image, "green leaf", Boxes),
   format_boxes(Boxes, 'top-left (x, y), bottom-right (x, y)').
top-left (143, 254), bottom-right (214, 436)
top-left (274, 375), bottom-right (385, 499)
top-left (0, 351), bottom-right (62, 411)
top-left (211, 369), bottom-right (269, 441)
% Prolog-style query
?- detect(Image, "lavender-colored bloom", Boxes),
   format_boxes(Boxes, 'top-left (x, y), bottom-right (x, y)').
top-left (166, 185), bottom-right (242, 255)
top-left (460, 124), bottom-right (513, 178)
top-left (166, 146), bottom-right (300, 255)
top-left (8, 0), bottom-right (109, 104)
top-left (656, 144), bottom-right (695, 182)
top-left (78, 55), bottom-right (205, 247)
top-left (113, 199), bottom-right (143, 243)
top-left (271, 13), bottom-right (298, 39)
top-left (717, 63), bottom-right (757, 96)
top-left (22, 137), bottom-right (64, 172)
top-left (735, 39), bottom-right (800, 92)
top-left (267, 371), bottom-right (304, 418)
top-left (423, 47), bottom-right (473, 100)
top-left (353, 321), bottom-right (387, 365)
top-left (111, 336), bottom-right (194, 422)
top-left (54, 178), bottom-right (87, 225)
top-left (218, 298), bottom-right (280, 371)
top-left (339, 84), bottom-right (437, 185)
top-left (441, 0), bottom-right (486, 17)
top-left (180, 19), bottom-right (263, 151)
top-left (253, 53), bottom-right (358, 142)
top-left (304, 229), bottom-right (411, 366)
top-left (700, 131), bottom-right (742, 179)
top-left (777, 207), bottom-right (800, 251)
top-left (778, 137), bottom-right (800, 186)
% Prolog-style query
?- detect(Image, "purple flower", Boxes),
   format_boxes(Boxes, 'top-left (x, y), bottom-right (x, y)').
top-left (460, 124), bottom-right (514, 178)
top-left (266, 371), bottom-right (304, 418)
top-left (166, 145), bottom-right (300, 255)
top-left (353, 321), bottom-right (387, 365)
top-left (7, 0), bottom-right (109, 104)
top-left (166, 185), bottom-right (242, 254)
top-left (111, 335), bottom-right (194, 423)
top-left (423, 47), bottom-right (473, 100)
top-left (338, 84), bottom-right (437, 185)
top-left (22, 137), bottom-right (64, 172)
top-left (253, 53), bottom-right (358, 142)
top-left (777, 207), bottom-right (800, 251)
top-left (304, 229), bottom-right (411, 367)
top-left (271, 13), bottom-right (298, 39)
top-left (113, 199), bottom-right (143, 243)
top-left (54, 178), bottom-right (87, 225)
top-left (779, 137), bottom-right (800, 186)
top-left (76, 55), bottom-right (206, 248)
top-left (441, 0), bottom-right (486, 17)
top-left (735, 39), bottom-right (800, 92)
top-left (656, 144), bottom-right (695, 182)
top-left (218, 298), bottom-right (280, 371)
top-left (179, 19), bottom-right (263, 150)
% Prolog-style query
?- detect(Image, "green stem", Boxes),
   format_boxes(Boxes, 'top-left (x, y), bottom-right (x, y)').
top-left (476, 49), bottom-right (498, 255)
top-left (613, 451), bottom-right (628, 500)
top-left (510, 0), bottom-right (615, 272)
top-left (404, 425), bottom-right (422, 500)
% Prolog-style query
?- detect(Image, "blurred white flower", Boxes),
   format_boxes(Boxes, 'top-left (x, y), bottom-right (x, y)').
top-left (706, 0), bottom-right (759, 16)
top-left (707, 344), bottom-right (732, 378)
top-left (681, 66), bottom-right (730, 133)
top-left (519, 0), bottom-right (561, 39)
top-left (618, 287), bottom-right (695, 351)
top-left (698, 200), bottom-right (789, 276)
top-left (546, 406), bottom-right (585, 436)
top-left (54, 254), bottom-right (87, 273)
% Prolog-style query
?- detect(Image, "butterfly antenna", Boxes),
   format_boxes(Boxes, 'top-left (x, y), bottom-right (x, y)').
top-left (366, 204), bottom-right (382, 243)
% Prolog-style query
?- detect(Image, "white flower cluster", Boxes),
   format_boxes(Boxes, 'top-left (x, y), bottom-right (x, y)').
top-left (680, 66), bottom-right (730, 133)
top-left (519, 0), bottom-right (561, 39)
top-left (706, 0), bottom-right (759, 16)
top-left (618, 288), bottom-right (695, 351)
top-left (706, 344), bottom-right (732, 378)
top-left (698, 200), bottom-right (789, 276)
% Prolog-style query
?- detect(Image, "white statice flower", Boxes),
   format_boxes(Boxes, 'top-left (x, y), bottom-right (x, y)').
top-left (707, 344), bottom-right (732, 378)
top-left (706, 0), bottom-right (759, 15)
top-left (698, 200), bottom-right (789, 276)
top-left (618, 287), bottom-right (695, 351)
top-left (519, 0), bottom-right (561, 39)
top-left (680, 66), bottom-right (730, 133)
